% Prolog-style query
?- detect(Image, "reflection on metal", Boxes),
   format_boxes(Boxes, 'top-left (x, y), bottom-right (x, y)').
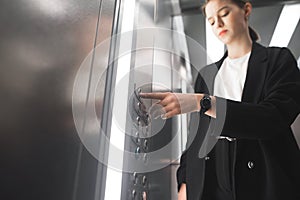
top-left (26, 0), bottom-right (69, 17)
top-left (115, 0), bottom-right (194, 198)
top-left (172, 15), bottom-right (192, 154)
top-left (104, 0), bottom-right (136, 199)
top-left (0, 0), bottom-right (116, 199)
top-left (269, 3), bottom-right (300, 47)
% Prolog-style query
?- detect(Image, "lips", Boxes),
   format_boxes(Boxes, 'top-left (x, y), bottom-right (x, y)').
top-left (219, 30), bottom-right (227, 36)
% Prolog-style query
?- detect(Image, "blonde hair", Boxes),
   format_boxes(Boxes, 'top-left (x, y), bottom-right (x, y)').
top-left (202, 0), bottom-right (259, 41)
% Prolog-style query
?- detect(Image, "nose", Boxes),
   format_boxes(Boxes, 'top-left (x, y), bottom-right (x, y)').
top-left (216, 16), bottom-right (224, 27)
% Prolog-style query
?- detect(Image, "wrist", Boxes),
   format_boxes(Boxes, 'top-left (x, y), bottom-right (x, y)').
top-left (195, 94), bottom-right (204, 111)
top-left (205, 96), bottom-right (216, 118)
top-left (200, 94), bottom-right (212, 115)
top-left (196, 94), bottom-right (216, 118)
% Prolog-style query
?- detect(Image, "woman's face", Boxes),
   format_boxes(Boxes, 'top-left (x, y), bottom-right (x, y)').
top-left (205, 0), bottom-right (251, 45)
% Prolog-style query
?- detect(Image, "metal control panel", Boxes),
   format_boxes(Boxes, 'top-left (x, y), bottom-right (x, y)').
top-left (122, 86), bottom-right (174, 200)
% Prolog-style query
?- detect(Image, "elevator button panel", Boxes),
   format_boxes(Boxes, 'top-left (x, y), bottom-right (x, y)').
top-left (129, 88), bottom-right (150, 127)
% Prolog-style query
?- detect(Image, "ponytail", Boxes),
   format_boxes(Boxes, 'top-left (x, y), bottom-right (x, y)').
top-left (248, 26), bottom-right (260, 42)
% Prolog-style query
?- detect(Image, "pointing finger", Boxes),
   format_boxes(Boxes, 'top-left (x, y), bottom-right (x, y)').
top-left (139, 92), bottom-right (168, 100)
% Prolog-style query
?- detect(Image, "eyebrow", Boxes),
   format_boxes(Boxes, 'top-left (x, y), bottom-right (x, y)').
top-left (207, 6), bottom-right (230, 20)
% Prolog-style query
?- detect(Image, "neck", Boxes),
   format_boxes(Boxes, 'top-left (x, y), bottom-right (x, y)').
top-left (227, 34), bottom-right (253, 59)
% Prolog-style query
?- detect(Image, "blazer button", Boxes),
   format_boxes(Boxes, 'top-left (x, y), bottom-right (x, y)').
top-left (247, 161), bottom-right (254, 169)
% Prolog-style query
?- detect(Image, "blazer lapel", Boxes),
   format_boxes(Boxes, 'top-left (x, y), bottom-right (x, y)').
top-left (241, 42), bottom-right (268, 103)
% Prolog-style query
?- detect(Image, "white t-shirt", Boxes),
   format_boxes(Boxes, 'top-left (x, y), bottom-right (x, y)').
top-left (214, 52), bottom-right (251, 101)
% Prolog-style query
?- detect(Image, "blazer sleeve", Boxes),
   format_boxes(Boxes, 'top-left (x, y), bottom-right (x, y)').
top-left (176, 149), bottom-right (187, 191)
top-left (218, 48), bottom-right (300, 140)
top-left (176, 72), bottom-right (208, 190)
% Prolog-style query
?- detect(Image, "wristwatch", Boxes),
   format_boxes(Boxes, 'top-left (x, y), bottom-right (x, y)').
top-left (200, 94), bottom-right (211, 115)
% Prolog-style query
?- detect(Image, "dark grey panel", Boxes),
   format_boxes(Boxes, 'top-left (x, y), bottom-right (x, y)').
top-left (288, 14), bottom-right (300, 147)
top-left (249, 5), bottom-right (283, 46)
top-left (182, 14), bottom-right (207, 82)
top-left (288, 19), bottom-right (300, 59)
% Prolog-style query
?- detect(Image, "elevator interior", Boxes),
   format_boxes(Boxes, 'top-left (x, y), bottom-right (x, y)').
top-left (1, 0), bottom-right (300, 200)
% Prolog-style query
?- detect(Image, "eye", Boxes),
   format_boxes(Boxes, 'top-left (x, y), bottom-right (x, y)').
top-left (220, 10), bottom-right (229, 17)
top-left (208, 19), bottom-right (215, 26)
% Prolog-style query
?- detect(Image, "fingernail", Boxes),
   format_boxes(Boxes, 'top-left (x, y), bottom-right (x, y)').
top-left (161, 114), bottom-right (167, 120)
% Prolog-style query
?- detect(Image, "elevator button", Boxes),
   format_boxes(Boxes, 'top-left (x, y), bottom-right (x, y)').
top-left (143, 139), bottom-right (148, 151)
top-left (247, 161), bottom-right (254, 169)
top-left (142, 176), bottom-right (147, 186)
top-left (136, 116), bottom-right (140, 124)
top-left (133, 172), bottom-right (138, 178)
top-left (132, 190), bottom-right (136, 199)
top-left (143, 153), bottom-right (148, 163)
top-left (135, 147), bottom-right (141, 159)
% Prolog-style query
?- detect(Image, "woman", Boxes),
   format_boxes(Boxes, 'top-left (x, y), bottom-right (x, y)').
top-left (141, 0), bottom-right (300, 199)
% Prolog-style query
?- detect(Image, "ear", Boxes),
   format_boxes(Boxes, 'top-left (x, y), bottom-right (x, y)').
top-left (244, 2), bottom-right (252, 19)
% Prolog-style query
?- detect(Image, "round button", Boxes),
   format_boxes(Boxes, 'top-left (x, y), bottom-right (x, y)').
top-left (136, 116), bottom-right (141, 124)
top-left (135, 147), bottom-right (141, 159)
top-left (142, 176), bottom-right (147, 186)
top-left (135, 131), bottom-right (139, 138)
top-left (132, 190), bottom-right (136, 199)
top-left (133, 172), bottom-right (138, 178)
top-left (247, 161), bottom-right (254, 169)
top-left (135, 137), bottom-right (141, 145)
top-left (137, 102), bottom-right (141, 109)
top-left (132, 172), bottom-right (138, 184)
top-left (143, 139), bottom-right (148, 151)
top-left (143, 153), bottom-right (148, 164)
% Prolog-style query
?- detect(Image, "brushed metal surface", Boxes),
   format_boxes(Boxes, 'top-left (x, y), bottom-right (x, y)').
top-left (0, 0), bottom-right (116, 199)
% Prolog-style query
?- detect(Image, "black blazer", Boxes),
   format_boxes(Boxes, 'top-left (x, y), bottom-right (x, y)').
top-left (177, 42), bottom-right (300, 200)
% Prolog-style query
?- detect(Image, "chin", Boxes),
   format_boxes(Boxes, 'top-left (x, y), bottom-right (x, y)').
top-left (218, 37), bottom-right (228, 45)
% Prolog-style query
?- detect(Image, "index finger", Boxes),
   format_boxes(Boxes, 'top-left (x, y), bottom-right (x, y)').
top-left (139, 92), bottom-right (168, 100)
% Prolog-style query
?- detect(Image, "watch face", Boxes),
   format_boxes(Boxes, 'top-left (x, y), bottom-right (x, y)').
top-left (201, 96), bottom-right (211, 110)
top-left (202, 98), bottom-right (210, 108)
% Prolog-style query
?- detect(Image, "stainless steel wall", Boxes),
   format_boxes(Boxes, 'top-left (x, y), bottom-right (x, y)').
top-left (0, 0), bottom-right (117, 199)
top-left (3, 1), bottom-right (297, 200)
top-left (0, 0), bottom-right (190, 199)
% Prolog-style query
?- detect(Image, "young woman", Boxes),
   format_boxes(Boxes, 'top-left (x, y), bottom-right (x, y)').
top-left (141, 0), bottom-right (300, 199)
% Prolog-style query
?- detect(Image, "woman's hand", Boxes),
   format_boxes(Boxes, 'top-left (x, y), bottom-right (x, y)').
top-left (178, 183), bottom-right (187, 200)
top-left (140, 92), bottom-right (203, 119)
